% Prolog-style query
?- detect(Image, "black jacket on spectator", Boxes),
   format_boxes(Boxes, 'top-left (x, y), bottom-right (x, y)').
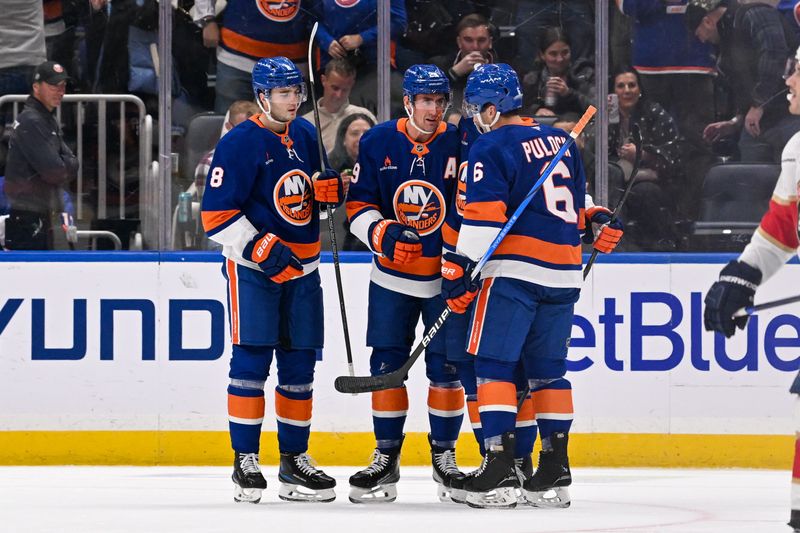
top-left (522, 59), bottom-right (594, 116)
top-left (5, 95), bottom-right (78, 214)
top-left (718, 1), bottom-right (797, 129)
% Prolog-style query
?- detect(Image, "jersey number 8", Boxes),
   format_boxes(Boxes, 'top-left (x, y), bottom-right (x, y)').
top-left (209, 167), bottom-right (224, 188)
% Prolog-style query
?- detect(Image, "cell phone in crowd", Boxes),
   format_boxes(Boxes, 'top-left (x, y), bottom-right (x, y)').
top-left (608, 94), bottom-right (620, 124)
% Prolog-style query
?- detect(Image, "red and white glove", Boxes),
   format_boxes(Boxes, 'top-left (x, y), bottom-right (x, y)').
top-left (586, 206), bottom-right (624, 253)
top-left (369, 220), bottom-right (422, 264)
top-left (441, 252), bottom-right (479, 313)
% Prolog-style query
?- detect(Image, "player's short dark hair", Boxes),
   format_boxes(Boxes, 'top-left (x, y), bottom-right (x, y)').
top-left (456, 13), bottom-right (491, 37)
top-left (324, 57), bottom-right (357, 79)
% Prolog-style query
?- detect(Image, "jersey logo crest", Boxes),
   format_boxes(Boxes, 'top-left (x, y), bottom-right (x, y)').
top-left (456, 161), bottom-right (468, 217)
top-left (393, 180), bottom-right (446, 236)
top-left (256, 0), bottom-right (300, 22)
top-left (274, 169), bottom-right (313, 225)
top-left (334, 0), bottom-right (360, 7)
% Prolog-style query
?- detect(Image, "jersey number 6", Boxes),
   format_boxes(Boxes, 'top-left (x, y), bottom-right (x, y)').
top-left (542, 160), bottom-right (577, 223)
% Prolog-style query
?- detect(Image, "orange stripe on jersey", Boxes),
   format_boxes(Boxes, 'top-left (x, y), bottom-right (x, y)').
top-left (43, 0), bottom-right (63, 20)
top-left (760, 198), bottom-right (800, 251)
top-left (346, 200), bottom-right (380, 221)
top-left (226, 259), bottom-right (241, 344)
top-left (221, 28), bottom-right (307, 60)
top-left (202, 209), bottom-right (241, 233)
top-left (275, 392), bottom-right (312, 422)
top-left (372, 387), bottom-right (409, 412)
top-left (284, 240), bottom-right (321, 261)
top-left (477, 381), bottom-right (517, 408)
top-left (228, 394), bottom-right (265, 420)
top-left (578, 207), bottom-right (586, 232)
top-left (378, 255), bottom-right (441, 277)
top-left (428, 386), bottom-right (465, 412)
top-left (533, 389), bottom-right (574, 415)
top-left (517, 396), bottom-right (535, 422)
top-left (441, 222), bottom-right (459, 249)
top-left (467, 399), bottom-right (481, 425)
top-left (495, 235), bottom-right (581, 266)
top-left (468, 277), bottom-right (494, 354)
top-left (464, 201), bottom-right (508, 224)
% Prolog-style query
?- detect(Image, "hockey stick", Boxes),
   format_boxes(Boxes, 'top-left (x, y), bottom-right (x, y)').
top-left (583, 123), bottom-right (642, 279)
top-left (733, 293), bottom-right (800, 318)
top-left (334, 106), bottom-right (597, 394)
top-left (308, 22), bottom-right (355, 377)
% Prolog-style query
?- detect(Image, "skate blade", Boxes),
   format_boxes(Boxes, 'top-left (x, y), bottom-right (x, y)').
top-left (449, 487), bottom-right (466, 504)
top-left (524, 486), bottom-right (570, 508)
top-left (278, 483), bottom-right (336, 503)
top-left (348, 483), bottom-right (398, 503)
top-left (465, 486), bottom-right (517, 509)
top-left (233, 485), bottom-right (263, 504)
top-left (436, 482), bottom-right (456, 503)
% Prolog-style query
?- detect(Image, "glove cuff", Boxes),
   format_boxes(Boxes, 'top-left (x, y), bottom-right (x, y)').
top-left (369, 219), bottom-right (392, 255)
top-left (720, 260), bottom-right (762, 290)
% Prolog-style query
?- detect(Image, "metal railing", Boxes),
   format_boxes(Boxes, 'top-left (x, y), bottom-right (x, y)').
top-left (0, 94), bottom-right (155, 247)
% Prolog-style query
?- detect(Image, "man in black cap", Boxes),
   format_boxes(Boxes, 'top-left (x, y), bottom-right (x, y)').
top-left (686, 0), bottom-right (800, 162)
top-left (4, 60), bottom-right (78, 250)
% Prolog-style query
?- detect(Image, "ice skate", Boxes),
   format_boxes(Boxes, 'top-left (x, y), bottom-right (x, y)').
top-left (523, 432), bottom-right (572, 508)
top-left (514, 455), bottom-right (533, 505)
top-left (348, 444), bottom-right (402, 503)
top-left (429, 433), bottom-right (465, 503)
top-left (232, 452), bottom-right (267, 504)
top-left (277, 452), bottom-right (336, 503)
top-left (463, 432), bottom-right (519, 509)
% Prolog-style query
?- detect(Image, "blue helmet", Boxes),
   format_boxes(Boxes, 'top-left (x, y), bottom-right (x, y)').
top-left (252, 56), bottom-right (307, 103)
top-left (463, 63), bottom-right (522, 117)
top-left (403, 64), bottom-right (451, 100)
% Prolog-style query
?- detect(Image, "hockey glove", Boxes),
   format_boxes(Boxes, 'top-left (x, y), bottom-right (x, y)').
top-left (441, 252), bottom-right (479, 314)
top-left (60, 212), bottom-right (78, 244)
top-left (704, 260), bottom-right (762, 338)
top-left (369, 220), bottom-right (422, 264)
top-left (585, 206), bottom-right (624, 253)
top-left (313, 169), bottom-right (344, 207)
top-left (242, 230), bottom-right (303, 283)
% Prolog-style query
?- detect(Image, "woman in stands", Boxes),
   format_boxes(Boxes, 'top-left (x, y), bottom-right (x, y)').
top-left (328, 113), bottom-right (375, 173)
top-left (609, 66), bottom-right (683, 251)
top-left (522, 26), bottom-right (594, 118)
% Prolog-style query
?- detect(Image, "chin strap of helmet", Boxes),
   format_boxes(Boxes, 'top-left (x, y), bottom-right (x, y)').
top-left (404, 102), bottom-right (434, 135)
top-left (257, 90), bottom-right (289, 126)
top-left (474, 107), bottom-right (500, 133)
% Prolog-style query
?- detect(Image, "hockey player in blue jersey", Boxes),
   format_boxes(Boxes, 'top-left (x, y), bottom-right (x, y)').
top-left (345, 64), bottom-right (464, 503)
top-left (441, 64), bottom-right (623, 509)
top-left (201, 56), bottom-right (343, 504)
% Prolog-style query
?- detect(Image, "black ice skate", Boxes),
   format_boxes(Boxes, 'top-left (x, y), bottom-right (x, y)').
top-left (523, 431), bottom-right (572, 508)
top-left (232, 452), bottom-right (267, 504)
top-left (449, 468), bottom-right (477, 504)
top-left (514, 455), bottom-right (533, 504)
top-left (428, 433), bottom-right (465, 503)
top-left (278, 452), bottom-right (336, 503)
top-left (463, 432), bottom-right (519, 509)
top-left (348, 438), bottom-right (403, 503)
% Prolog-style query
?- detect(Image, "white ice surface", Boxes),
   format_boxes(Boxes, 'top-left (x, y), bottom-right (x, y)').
top-left (0, 466), bottom-right (789, 533)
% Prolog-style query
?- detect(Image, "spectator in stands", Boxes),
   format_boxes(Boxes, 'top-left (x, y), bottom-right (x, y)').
top-left (43, 0), bottom-right (77, 73)
top-left (320, 113), bottom-right (374, 253)
top-left (0, 1), bottom-right (46, 98)
top-left (618, 0), bottom-right (715, 149)
top-left (778, 0), bottom-right (800, 41)
top-left (430, 13), bottom-right (498, 121)
top-left (4, 61), bottom-right (77, 250)
top-left (609, 67), bottom-right (683, 250)
top-left (314, 0), bottom-right (406, 115)
top-left (687, 0), bottom-right (800, 163)
top-left (489, 0), bottom-right (595, 75)
top-left (193, 0), bottom-right (315, 113)
top-left (327, 112), bottom-right (375, 173)
top-left (521, 26), bottom-right (594, 118)
top-left (301, 58), bottom-right (376, 155)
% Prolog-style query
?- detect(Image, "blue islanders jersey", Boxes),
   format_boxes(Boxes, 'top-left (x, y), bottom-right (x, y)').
top-left (457, 121), bottom-right (587, 289)
top-left (217, 0), bottom-right (315, 71)
top-left (202, 116), bottom-right (326, 275)
top-left (442, 116), bottom-right (481, 254)
top-left (346, 118), bottom-right (460, 297)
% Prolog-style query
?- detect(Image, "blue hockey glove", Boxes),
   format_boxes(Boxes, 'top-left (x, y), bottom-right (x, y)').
top-left (704, 260), bottom-right (762, 337)
top-left (242, 230), bottom-right (303, 283)
top-left (441, 252), bottom-right (479, 313)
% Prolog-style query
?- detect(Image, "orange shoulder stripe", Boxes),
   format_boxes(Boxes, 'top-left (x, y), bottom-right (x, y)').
top-left (464, 201), bottom-right (508, 224)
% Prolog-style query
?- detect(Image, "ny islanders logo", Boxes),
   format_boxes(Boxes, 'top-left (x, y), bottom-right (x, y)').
top-left (274, 170), bottom-right (313, 225)
top-left (393, 180), bottom-right (445, 236)
top-left (256, 0), bottom-right (300, 22)
top-left (334, 0), bottom-right (360, 7)
top-left (455, 161), bottom-right (468, 217)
